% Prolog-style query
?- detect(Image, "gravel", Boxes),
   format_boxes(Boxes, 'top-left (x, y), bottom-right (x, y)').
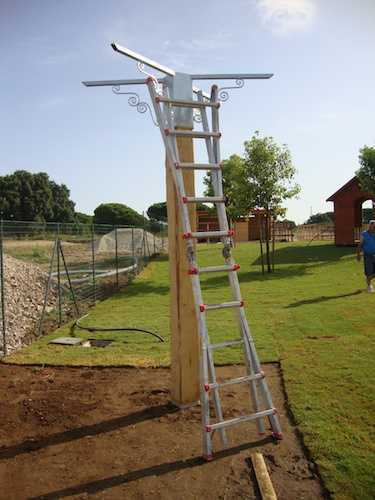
top-left (0, 254), bottom-right (57, 354)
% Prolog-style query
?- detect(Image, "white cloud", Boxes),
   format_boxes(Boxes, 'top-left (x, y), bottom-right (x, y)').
top-left (256, 0), bottom-right (316, 35)
top-left (157, 33), bottom-right (233, 71)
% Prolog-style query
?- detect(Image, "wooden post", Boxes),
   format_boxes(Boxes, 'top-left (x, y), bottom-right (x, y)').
top-left (251, 452), bottom-right (278, 500)
top-left (167, 133), bottom-right (200, 407)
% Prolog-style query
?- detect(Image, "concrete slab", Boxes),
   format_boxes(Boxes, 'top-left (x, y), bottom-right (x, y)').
top-left (49, 337), bottom-right (83, 346)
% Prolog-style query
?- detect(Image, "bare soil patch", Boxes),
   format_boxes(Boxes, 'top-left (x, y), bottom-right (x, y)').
top-left (0, 364), bottom-right (325, 499)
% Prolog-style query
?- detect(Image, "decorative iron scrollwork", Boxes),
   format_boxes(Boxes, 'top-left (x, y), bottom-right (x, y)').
top-left (218, 79), bottom-right (245, 102)
top-left (111, 87), bottom-right (158, 126)
top-left (137, 62), bottom-right (163, 95)
top-left (193, 109), bottom-right (202, 123)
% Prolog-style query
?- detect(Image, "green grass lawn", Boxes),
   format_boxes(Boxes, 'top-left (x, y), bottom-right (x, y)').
top-left (4, 241), bottom-right (375, 499)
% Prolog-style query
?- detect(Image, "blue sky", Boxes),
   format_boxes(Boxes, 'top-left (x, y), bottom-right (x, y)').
top-left (1, 0), bottom-right (374, 223)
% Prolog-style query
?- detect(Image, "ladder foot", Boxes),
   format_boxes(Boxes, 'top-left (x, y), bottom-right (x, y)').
top-left (203, 454), bottom-right (214, 462)
top-left (272, 432), bottom-right (283, 440)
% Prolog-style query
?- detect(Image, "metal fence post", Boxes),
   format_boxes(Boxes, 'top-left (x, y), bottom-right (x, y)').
top-left (59, 242), bottom-right (80, 316)
top-left (37, 239), bottom-right (58, 337)
top-left (0, 219), bottom-right (6, 356)
top-left (91, 224), bottom-right (96, 303)
top-left (143, 228), bottom-right (147, 258)
top-left (56, 224), bottom-right (62, 326)
top-left (259, 218), bottom-right (265, 275)
top-left (131, 227), bottom-right (135, 260)
top-left (272, 217), bottom-right (275, 273)
top-left (115, 226), bottom-right (119, 288)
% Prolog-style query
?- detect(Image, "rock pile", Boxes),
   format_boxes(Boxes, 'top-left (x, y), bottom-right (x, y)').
top-left (1, 255), bottom-right (56, 354)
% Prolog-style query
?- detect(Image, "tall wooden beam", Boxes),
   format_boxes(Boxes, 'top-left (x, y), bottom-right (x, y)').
top-left (167, 133), bottom-right (200, 407)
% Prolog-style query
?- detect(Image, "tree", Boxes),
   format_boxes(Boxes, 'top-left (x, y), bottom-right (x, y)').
top-left (147, 202), bottom-right (168, 222)
top-left (281, 219), bottom-right (297, 229)
top-left (235, 132), bottom-right (300, 272)
top-left (147, 200), bottom-right (213, 224)
top-left (203, 135), bottom-right (300, 272)
top-left (356, 145), bottom-right (375, 194)
top-left (204, 133), bottom-right (299, 272)
top-left (305, 212), bottom-right (333, 224)
top-left (362, 208), bottom-right (374, 223)
top-left (0, 170), bottom-right (75, 222)
top-left (75, 212), bottom-right (93, 225)
top-left (93, 203), bottom-right (147, 227)
top-left (203, 154), bottom-right (244, 219)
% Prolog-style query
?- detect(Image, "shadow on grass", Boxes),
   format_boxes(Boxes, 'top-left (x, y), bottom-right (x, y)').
top-left (30, 436), bottom-right (273, 499)
top-left (286, 290), bottom-right (362, 308)
top-left (252, 244), bottom-right (355, 266)
top-left (115, 281), bottom-right (170, 297)
top-left (201, 265), bottom-right (311, 289)
top-left (0, 403), bottom-right (177, 460)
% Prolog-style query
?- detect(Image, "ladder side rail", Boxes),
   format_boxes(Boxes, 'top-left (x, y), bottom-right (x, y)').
top-left (162, 85), bottom-right (174, 138)
top-left (239, 308), bottom-right (282, 436)
top-left (198, 89), bottom-right (232, 271)
top-left (193, 90), bottom-right (228, 446)
top-left (147, 78), bottom-right (216, 457)
top-left (147, 80), bottom-right (190, 234)
top-left (197, 91), bottom-right (216, 165)
top-left (210, 85), bottom-right (230, 233)
top-left (200, 87), bottom-right (263, 439)
top-left (169, 124), bottom-right (221, 456)
top-left (210, 84), bottom-right (265, 434)
top-left (162, 85), bottom-right (181, 164)
top-left (208, 87), bottom-right (234, 259)
top-left (198, 91), bottom-right (223, 226)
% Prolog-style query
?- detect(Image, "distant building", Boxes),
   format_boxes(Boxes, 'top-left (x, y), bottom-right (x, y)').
top-left (196, 210), bottom-right (293, 243)
top-left (326, 176), bottom-right (374, 246)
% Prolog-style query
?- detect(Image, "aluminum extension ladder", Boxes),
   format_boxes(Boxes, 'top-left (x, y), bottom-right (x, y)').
top-left (147, 78), bottom-right (282, 460)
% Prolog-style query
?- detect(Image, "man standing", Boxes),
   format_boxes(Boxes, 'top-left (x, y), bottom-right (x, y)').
top-left (357, 220), bottom-right (375, 292)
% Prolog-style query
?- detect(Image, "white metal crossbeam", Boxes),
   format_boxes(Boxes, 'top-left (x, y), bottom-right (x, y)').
top-left (82, 43), bottom-right (273, 94)
top-left (111, 42), bottom-right (176, 76)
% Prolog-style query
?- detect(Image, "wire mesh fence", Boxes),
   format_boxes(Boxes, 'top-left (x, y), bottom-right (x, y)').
top-left (0, 220), bottom-right (167, 356)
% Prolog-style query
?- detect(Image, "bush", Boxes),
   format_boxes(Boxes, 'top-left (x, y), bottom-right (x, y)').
top-left (93, 203), bottom-right (147, 227)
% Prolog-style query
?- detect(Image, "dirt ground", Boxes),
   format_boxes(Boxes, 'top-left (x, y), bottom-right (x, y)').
top-left (0, 364), bottom-right (326, 500)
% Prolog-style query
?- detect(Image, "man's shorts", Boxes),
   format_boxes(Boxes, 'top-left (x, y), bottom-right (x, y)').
top-left (364, 254), bottom-right (375, 276)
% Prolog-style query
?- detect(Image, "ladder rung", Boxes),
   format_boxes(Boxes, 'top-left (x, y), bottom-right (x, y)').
top-left (195, 264), bottom-right (240, 274)
top-left (175, 162), bottom-right (222, 171)
top-left (183, 196), bottom-right (225, 204)
top-left (209, 339), bottom-right (244, 350)
top-left (203, 300), bottom-right (243, 312)
top-left (206, 373), bottom-right (265, 391)
top-left (165, 129), bottom-right (221, 139)
top-left (206, 408), bottom-right (275, 433)
top-left (184, 230), bottom-right (234, 239)
top-left (156, 96), bottom-right (219, 109)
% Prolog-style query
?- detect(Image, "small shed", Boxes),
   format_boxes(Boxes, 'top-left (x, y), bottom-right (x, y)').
top-left (326, 176), bottom-right (374, 246)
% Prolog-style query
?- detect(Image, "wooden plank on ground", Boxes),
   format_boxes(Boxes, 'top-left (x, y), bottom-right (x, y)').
top-left (251, 452), bottom-right (278, 500)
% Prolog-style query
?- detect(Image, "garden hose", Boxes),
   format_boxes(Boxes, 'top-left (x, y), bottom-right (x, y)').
top-left (71, 314), bottom-right (164, 342)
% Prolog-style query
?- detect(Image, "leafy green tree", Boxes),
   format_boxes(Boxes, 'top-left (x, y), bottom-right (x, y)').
top-left (205, 134), bottom-right (299, 272)
top-left (0, 170), bottom-right (75, 222)
top-left (281, 219), bottom-right (297, 229)
top-left (356, 145), bottom-right (375, 194)
top-left (93, 203), bottom-right (146, 227)
top-left (75, 212), bottom-right (93, 225)
top-left (235, 132), bottom-right (299, 272)
top-left (147, 202), bottom-right (168, 222)
top-left (305, 212), bottom-right (333, 224)
top-left (203, 154), bottom-right (243, 219)
top-left (362, 207), bottom-right (375, 223)
top-left (147, 201), bottom-right (213, 224)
